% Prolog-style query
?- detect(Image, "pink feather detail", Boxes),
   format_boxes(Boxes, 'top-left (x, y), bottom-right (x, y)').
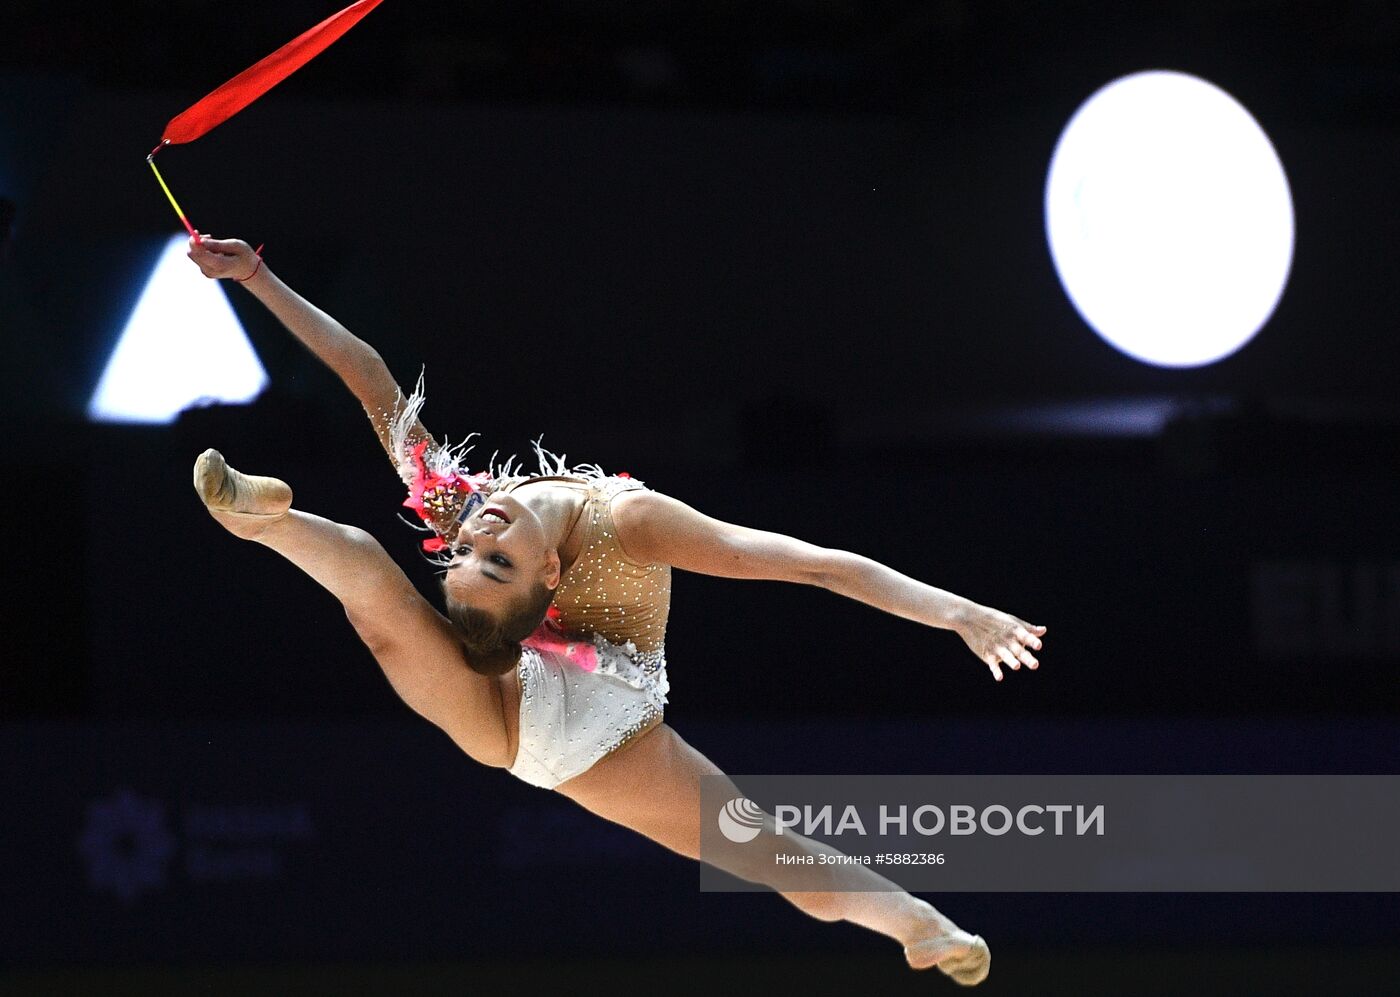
top-left (522, 622), bottom-right (599, 672)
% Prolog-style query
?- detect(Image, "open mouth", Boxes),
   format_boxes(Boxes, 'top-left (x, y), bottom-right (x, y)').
top-left (480, 506), bottom-right (512, 525)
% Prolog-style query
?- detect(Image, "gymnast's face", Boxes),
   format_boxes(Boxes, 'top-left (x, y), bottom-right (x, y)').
top-left (443, 495), bottom-right (561, 614)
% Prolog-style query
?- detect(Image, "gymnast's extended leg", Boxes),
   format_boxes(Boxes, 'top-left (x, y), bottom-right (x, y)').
top-left (556, 723), bottom-right (990, 986)
top-left (192, 448), bottom-right (513, 767)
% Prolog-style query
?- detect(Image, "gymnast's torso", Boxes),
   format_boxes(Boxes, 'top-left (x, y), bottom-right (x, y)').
top-left (489, 473), bottom-right (673, 787)
top-left (499, 473), bottom-right (672, 653)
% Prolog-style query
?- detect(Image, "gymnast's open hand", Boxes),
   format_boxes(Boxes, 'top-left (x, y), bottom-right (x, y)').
top-left (186, 233), bottom-right (261, 281)
top-left (954, 603), bottom-right (1045, 682)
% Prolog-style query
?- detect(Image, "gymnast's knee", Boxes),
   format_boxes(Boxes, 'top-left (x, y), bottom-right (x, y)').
top-left (779, 888), bottom-right (845, 922)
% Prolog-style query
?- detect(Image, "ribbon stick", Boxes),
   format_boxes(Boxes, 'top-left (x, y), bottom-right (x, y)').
top-left (148, 0), bottom-right (385, 233)
top-left (147, 148), bottom-right (197, 238)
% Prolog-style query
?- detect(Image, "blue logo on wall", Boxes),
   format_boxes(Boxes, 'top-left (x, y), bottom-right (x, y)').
top-left (77, 789), bottom-right (176, 903)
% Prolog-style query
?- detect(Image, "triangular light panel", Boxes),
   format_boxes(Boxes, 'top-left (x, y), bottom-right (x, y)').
top-left (88, 235), bottom-right (268, 424)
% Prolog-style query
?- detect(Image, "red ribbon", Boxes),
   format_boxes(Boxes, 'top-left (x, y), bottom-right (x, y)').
top-left (161, 0), bottom-right (385, 145)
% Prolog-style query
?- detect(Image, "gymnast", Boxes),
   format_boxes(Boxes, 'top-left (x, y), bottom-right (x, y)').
top-left (186, 233), bottom-right (1047, 986)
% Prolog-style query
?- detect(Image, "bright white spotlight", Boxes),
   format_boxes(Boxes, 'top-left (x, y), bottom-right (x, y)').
top-left (1045, 70), bottom-right (1294, 368)
top-left (88, 235), bottom-right (268, 424)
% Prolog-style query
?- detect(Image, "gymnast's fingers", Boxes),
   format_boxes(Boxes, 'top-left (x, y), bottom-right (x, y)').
top-left (1017, 647), bottom-right (1038, 669)
top-left (197, 236), bottom-right (243, 255)
top-left (187, 239), bottom-right (218, 275)
top-left (983, 653), bottom-right (1004, 682)
top-left (1014, 625), bottom-right (1042, 651)
top-left (996, 645), bottom-right (1021, 671)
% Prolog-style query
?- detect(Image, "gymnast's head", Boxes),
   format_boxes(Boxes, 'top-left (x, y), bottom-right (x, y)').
top-left (441, 496), bottom-right (560, 676)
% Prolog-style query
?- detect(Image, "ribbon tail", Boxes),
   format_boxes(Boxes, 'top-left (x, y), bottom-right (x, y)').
top-left (161, 0), bottom-right (385, 145)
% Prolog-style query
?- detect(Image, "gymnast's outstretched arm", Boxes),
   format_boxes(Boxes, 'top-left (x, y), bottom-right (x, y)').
top-left (613, 491), bottom-right (1046, 682)
top-left (185, 234), bottom-right (431, 464)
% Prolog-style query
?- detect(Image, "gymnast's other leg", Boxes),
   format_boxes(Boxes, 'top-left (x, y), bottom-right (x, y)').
top-left (556, 723), bottom-right (990, 986)
top-left (191, 449), bottom-right (513, 768)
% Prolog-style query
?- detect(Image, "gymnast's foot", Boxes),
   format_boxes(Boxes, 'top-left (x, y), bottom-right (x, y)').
top-left (905, 929), bottom-right (990, 987)
top-left (193, 448), bottom-right (292, 540)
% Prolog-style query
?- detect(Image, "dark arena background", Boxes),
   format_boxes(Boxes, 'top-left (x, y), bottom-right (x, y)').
top-left (4, 1), bottom-right (1400, 994)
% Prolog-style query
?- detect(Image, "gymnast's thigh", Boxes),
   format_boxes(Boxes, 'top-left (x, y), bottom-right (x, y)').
top-left (553, 723), bottom-right (739, 861)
